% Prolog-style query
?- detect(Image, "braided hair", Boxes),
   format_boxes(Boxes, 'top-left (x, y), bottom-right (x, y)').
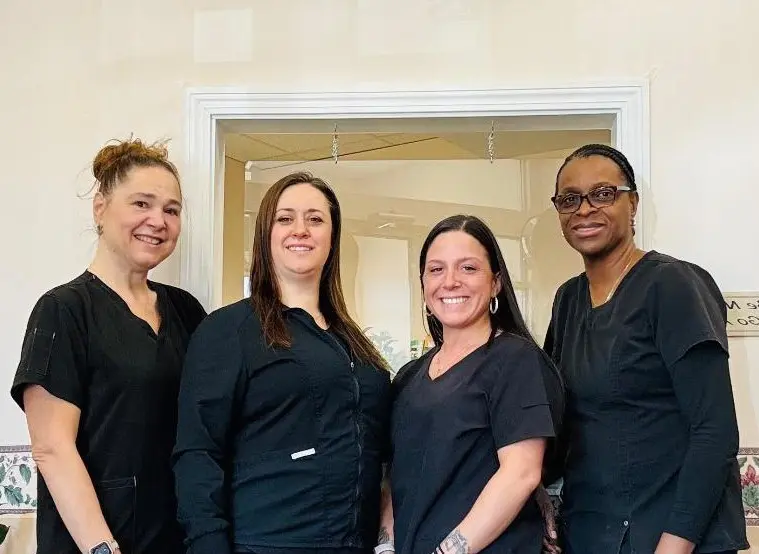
top-left (555, 144), bottom-right (636, 193)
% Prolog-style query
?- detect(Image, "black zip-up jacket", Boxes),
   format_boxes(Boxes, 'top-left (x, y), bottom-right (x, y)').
top-left (172, 299), bottom-right (391, 554)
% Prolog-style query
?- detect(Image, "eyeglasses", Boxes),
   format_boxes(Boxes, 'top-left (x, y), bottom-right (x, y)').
top-left (551, 185), bottom-right (633, 214)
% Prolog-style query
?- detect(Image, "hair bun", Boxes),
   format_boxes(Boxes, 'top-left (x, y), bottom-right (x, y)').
top-left (91, 137), bottom-right (177, 196)
top-left (93, 139), bottom-right (169, 183)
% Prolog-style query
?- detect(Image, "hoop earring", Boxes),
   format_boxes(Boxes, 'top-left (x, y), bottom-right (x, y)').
top-left (424, 303), bottom-right (432, 317)
top-left (489, 296), bottom-right (499, 314)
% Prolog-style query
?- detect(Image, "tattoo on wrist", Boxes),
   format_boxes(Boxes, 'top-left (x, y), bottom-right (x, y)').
top-left (378, 526), bottom-right (393, 545)
top-left (438, 529), bottom-right (469, 554)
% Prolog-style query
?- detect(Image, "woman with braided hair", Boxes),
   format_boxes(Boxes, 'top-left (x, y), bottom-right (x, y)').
top-left (545, 144), bottom-right (748, 554)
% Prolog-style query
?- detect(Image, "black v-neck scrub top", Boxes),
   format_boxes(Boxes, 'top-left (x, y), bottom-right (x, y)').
top-left (10, 271), bottom-right (207, 554)
top-left (544, 251), bottom-right (748, 554)
top-left (390, 333), bottom-right (561, 554)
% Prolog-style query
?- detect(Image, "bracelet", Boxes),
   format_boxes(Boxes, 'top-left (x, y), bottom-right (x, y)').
top-left (374, 542), bottom-right (395, 554)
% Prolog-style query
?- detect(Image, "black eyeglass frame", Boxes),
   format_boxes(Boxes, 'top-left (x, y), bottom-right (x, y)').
top-left (551, 185), bottom-right (633, 214)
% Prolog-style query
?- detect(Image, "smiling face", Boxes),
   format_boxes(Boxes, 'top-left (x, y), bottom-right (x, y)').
top-left (422, 230), bottom-right (500, 333)
top-left (270, 182), bottom-right (332, 284)
top-left (93, 165), bottom-right (182, 272)
top-left (555, 155), bottom-right (638, 259)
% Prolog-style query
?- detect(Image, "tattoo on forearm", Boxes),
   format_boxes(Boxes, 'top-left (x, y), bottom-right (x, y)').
top-left (438, 529), bottom-right (469, 554)
top-left (378, 526), bottom-right (393, 545)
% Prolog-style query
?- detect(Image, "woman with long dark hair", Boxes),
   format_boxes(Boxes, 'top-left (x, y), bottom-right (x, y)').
top-left (387, 215), bottom-right (564, 554)
top-left (172, 172), bottom-right (392, 554)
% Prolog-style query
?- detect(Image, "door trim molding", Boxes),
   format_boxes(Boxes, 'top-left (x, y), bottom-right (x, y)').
top-left (181, 83), bottom-right (650, 309)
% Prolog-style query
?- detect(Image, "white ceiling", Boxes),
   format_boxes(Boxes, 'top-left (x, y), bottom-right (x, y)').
top-left (227, 129), bottom-right (611, 167)
top-left (222, 113), bottom-right (613, 166)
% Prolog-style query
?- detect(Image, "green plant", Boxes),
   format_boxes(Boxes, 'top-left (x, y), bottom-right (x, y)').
top-left (0, 523), bottom-right (8, 545)
top-left (363, 327), bottom-right (409, 374)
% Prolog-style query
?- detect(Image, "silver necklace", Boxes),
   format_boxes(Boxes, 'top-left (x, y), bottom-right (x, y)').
top-left (604, 253), bottom-right (636, 303)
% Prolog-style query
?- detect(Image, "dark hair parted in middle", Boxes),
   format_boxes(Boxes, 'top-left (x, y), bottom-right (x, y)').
top-left (419, 214), bottom-right (533, 347)
top-left (555, 143), bottom-right (637, 194)
top-left (248, 171), bottom-right (387, 370)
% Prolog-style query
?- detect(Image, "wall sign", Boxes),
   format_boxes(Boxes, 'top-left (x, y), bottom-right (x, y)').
top-left (724, 293), bottom-right (759, 337)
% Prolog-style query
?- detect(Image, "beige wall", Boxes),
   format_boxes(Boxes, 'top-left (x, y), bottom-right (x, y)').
top-left (1, 1), bottom-right (758, 546)
top-left (0, 514), bottom-right (35, 554)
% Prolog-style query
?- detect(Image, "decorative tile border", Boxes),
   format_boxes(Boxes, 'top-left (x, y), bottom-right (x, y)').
top-left (739, 447), bottom-right (759, 526)
top-left (2, 444), bottom-right (759, 523)
top-left (0, 446), bottom-right (36, 515)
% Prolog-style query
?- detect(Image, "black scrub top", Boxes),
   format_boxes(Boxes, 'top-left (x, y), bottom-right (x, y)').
top-left (172, 301), bottom-right (391, 554)
top-left (545, 251), bottom-right (748, 554)
top-left (10, 271), bottom-right (207, 554)
top-left (390, 333), bottom-right (559, 554)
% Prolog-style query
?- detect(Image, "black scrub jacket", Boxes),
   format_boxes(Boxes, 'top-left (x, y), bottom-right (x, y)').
top-left (11, 271), bottom-right (207, 554)
top-left (171, 300), bottom-right (392, 554)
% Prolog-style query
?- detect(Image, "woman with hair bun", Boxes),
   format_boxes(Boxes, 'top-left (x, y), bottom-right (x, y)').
top-left (10, 138), bottom-right (207, 554)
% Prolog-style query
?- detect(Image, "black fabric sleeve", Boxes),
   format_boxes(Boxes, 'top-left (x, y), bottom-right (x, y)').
top-left (541, 298), bottom-right (569, 485)
top-left (488, 341), bottom-right (556, 450)
top-left (663, 341), bottom-right (739, 543)
top-left (542, 318), bottom-right (556, 361)
top-left (10, 293), bottom-right (87, 410)
top-left (649, 262), bottom-right (737, 542)
top-left (650, 261), bottom-right (729, 367)
top-left (171, 313), bottom-right (247, 554)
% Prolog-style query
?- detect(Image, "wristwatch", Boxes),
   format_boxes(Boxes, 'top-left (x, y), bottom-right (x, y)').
top-left (89, 539), bottom-right (120, 554)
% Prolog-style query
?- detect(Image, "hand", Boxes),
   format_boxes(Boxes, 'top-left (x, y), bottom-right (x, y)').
top-left (534, 485), bottom-right (561, 554)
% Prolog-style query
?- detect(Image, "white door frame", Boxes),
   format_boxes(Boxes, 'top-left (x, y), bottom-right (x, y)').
top-left (180, 83), bottom-right (650, 310)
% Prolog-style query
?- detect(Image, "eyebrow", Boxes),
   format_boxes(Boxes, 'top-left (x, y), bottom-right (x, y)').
top-left (558, 181), bottom-right (619, 193)
top-left (426, 257), bottom-right (483, 265)
top-left (276, 208), bottom-right (326, 214)
top-left (129, 192), bottom-right (182, 207)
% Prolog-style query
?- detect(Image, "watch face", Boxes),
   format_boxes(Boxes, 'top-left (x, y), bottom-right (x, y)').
top-left (90, 543), bottom-right (112, 554)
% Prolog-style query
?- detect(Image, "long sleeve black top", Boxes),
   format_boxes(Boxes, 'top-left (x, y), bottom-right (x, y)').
top-left (172, 299), bottom-right (391, 554)
top-left (544, 251), bottom-right (748, 553)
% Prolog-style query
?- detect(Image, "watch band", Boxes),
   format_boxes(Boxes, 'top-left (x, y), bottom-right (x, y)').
top-left (374, 542), bottom-right (395, 554)
top-left (88, 538), bottom-right (120, 554)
